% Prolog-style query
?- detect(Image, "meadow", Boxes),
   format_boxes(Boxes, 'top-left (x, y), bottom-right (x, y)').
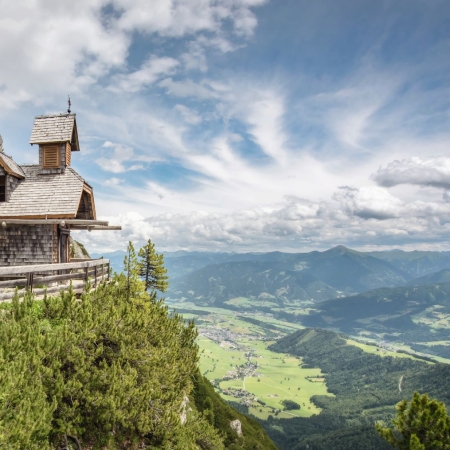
top-left (199, 337), bottom-right (332, 420)
top-left (346, 339), bottom-right (426, 361)
top-left (169, 297), bottom-right (447, 422)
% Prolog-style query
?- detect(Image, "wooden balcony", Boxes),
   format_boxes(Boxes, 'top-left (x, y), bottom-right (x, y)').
top-left (0, 259), bottom-right (110, 301)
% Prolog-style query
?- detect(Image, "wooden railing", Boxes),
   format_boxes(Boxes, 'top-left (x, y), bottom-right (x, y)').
top-left (0, 259), bottom-right (110, 301)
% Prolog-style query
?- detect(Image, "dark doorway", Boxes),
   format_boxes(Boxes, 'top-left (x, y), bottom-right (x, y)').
top-left (59, 228), bottom-right (70, 263)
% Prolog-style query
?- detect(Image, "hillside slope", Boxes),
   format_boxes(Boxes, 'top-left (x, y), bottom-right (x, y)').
top-left (407, 269), bottom-right (450, 286)
top-left (368, 250), bottom-right (450, 277)
top-left (303, 282), bottom-right (450, 343)
top-left (169, 246), bottom-right (411, 305)
top-left (193, 373), bottom-right (278, 450)
top-left (171, 260), bottom-right (339, 305)
top-left (265, 328), bottom-right (450, 450)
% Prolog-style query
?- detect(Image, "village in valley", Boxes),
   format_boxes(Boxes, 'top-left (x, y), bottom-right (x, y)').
top-left (170, 301), bottom-right (332, 420)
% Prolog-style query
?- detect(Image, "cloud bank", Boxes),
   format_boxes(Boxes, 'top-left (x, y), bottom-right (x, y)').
top-left (373, 157), bottom-right (450, 190)
top-left (77, 178), bottom-right (450, 254)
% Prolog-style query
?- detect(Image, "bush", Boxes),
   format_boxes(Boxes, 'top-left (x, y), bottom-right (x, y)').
top-left (0, 275), bottom-right (220, 449)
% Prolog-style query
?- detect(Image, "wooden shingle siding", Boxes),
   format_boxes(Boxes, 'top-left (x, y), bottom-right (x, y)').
top-left (7, 175), bottom-right (20, 202)
top-left (0, 224), bottom-right (57, 265)
top-left (0, 166), bottom-right (92, 218)
top-left (0, 153), bottom-right (25, 178)
top-left (29, 114), bottom-right (75, 145)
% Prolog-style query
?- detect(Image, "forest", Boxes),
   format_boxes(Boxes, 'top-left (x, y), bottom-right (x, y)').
top-left (264, 328), bottom-right (450, 450)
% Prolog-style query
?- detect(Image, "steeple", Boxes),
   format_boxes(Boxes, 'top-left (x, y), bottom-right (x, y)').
top-left (29, 113), bottom-right (80, 172)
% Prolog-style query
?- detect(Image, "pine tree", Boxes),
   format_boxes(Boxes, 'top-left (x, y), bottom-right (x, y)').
top-left (123, 241), bottom-right (143, 301)
top-left (1, 238), bottom-right (277, 449)
top-left (376, 392), bottom-right (450, 449)
top-left (0, 274), bottom-right (225, 448)
top-left (138, 239), bottom-right (169, 294)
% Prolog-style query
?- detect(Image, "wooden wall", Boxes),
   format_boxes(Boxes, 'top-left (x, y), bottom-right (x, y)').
top-left (0, 169), bottom-right (22, 202)
top-left (0, 224), bottom-right (59, 266)
top-left (76, 190), bottom-right (94, 220)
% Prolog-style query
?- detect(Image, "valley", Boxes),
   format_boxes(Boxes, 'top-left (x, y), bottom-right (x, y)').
top-left (104, 245), bottom-right (450, 449)
top-left (170, 301), bottom-right (329, 419)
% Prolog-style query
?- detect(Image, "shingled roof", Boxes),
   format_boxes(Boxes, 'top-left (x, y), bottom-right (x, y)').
top-left (0, 153), bottom-right (25, 179)
top-left (29, 113), bottom-right (80, 151)
top-left (0, 165), bottom-right (91, 219)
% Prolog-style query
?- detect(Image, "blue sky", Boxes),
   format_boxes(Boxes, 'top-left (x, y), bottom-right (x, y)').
top-left (1, 0), bottom-right (450, 253)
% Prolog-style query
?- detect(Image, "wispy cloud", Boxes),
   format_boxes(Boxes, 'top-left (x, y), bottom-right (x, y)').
top-left (95, 141), bottom-right (145, 173)
top-left (109, 56), bottom-right (179, 93)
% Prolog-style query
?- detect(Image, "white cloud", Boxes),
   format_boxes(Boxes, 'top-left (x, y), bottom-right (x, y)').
top-left (95, 141), bottom-right (144, 173)
top-left (103, 177), bottom-right (124, 186)
top-left (242, 89), bottom-right (288, 164)
top-left (110, 56), bottom-right (179, 93)
top-left (333, 185), bottom-right (402, 220)
top-left (174, 104), bottom-right (203, 124)
top-left (0, 0), bottom-right (266, 110)
top-left (373, 156), bottom-right (450, 190)
top-left (159, 78), bottom-right (220, 99)
top-left (114, 0), bottom-right (267, 37)
top-left (78, 188), bottom-right (450, 254)
top-left (0, 0), bottom-right (128, 109)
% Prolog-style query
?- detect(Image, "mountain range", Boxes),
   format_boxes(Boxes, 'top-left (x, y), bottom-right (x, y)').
top-left (92, 245), bottom-right (450, 357)
top-left (94, 246), bottom-right (450, 300)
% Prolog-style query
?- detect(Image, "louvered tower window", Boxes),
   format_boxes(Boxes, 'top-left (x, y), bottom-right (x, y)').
top-left (65, 142), bottom-right (71, 166)
top-left (43, 145), bottom-right (60, 168)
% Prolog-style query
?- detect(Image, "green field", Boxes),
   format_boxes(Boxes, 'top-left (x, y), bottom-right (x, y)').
top-left (199, 337), bottom-right (332, 420)
top-left (411, 305), bottom-right (450, 329)
top-left (169, 299), bottom-right (449, 422)
top-left (224, 297), bottom-right (278, 309)
top-left (346, 339), bottom-right (426, 361)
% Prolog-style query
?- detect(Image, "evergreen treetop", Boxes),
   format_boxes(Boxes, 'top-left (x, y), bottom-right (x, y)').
top-left (376, 392), bottom-right (450, 449)
top-left (138, 239), bottom-right (169, 294)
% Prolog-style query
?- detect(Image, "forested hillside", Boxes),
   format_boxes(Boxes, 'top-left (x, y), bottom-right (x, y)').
top-left (304, 282), bottom-right (450, 342)
top-left (171, 260), bottom-right (339, 305)
top-left (265, 328), bottom-right (450, 450)
top-left (0, 249), bottom-right (276, 450)
top-left (168, 246), bottom-right (414, 306)
top-left (96, 247), bottom-right (450, 305)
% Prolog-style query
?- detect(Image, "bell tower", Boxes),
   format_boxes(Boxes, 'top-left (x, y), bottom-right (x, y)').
top-left (29, 113), bottom-right (80, 173)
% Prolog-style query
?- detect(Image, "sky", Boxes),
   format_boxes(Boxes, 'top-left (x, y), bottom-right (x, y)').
top-left (1, 0), bottom-right (450, 253)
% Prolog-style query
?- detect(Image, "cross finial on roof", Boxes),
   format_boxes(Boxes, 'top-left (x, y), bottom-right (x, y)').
top-left (67, 96), bottom-right (71, 114)
top-left (0, 134), bottom-right (3, 153)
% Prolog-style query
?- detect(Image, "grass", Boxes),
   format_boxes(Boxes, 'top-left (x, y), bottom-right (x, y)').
top-left (346, 339), bottom-right (425, 361)
top-left (224, 297), bottom-right (278, 309)
top-left (199, 337), bottom-right (332, 420)
top-left (169, 299), bottom-right (447, 421)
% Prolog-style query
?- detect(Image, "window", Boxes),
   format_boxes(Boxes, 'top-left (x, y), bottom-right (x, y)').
top-left (0, 176), bottom-right (5, 202)
top-left (43, 145), bottom-right (60, 168)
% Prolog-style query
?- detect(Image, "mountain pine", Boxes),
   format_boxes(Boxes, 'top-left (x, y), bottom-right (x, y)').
top-left (0, 275), bottom-right (220, 448)
top-left (376, 392), bottom-right (450, 449)
top-left (0, 240), bottom-right (277, 449)
top-left (138, 239), bottom-right (169, 294)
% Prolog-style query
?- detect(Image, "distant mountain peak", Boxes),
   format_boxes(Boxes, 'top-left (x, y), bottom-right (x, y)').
top-left (326, 245), bottom-right (358, 255)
